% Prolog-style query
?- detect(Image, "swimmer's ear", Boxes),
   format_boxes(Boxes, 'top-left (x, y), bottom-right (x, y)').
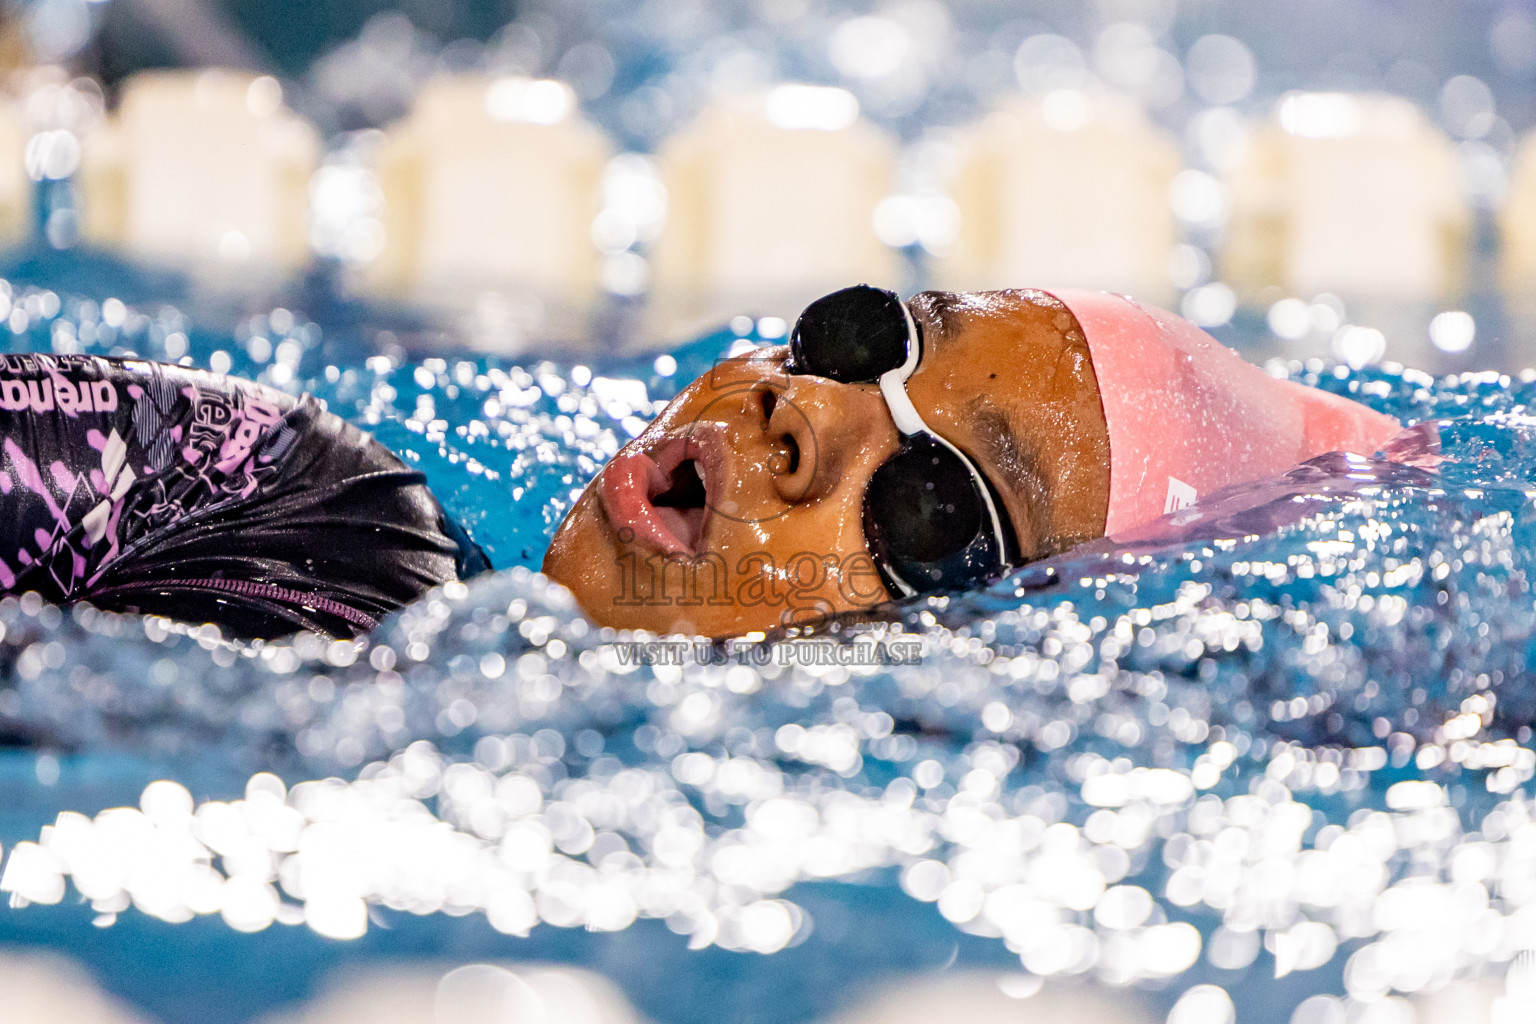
top-left (441, 511), bottom-right (493, 579)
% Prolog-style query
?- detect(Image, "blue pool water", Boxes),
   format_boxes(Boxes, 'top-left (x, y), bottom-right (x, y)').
top-left (3, 253), bottom-right (1536, 1023)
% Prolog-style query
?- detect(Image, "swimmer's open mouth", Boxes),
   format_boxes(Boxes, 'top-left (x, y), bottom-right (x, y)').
top-left (598, 430), bottom-right (721, 556)
top-left (652, 457), bottom-right (708, 551)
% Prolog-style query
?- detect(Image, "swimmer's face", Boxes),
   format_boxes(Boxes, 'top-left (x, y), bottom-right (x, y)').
top-left (543, 289), bottom-right (1112, 636)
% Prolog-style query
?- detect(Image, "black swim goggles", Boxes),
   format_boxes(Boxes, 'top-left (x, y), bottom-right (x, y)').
top-left (787, 284), bottom-right (1019, 598)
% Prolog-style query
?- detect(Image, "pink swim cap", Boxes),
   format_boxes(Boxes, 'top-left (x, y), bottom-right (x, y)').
top-left (1045, 289), bottom-right (1405, 535)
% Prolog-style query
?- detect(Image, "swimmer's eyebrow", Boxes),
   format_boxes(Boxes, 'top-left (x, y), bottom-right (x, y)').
top-left (907, 290), bottom-right (963, 351)
top-left (965, 398), bottom-right (1047, 557)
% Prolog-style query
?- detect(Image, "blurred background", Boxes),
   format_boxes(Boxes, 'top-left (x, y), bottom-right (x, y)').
top-left (2, 3), bottom-right (1536, 1024)
top-left (0, 0), bottom-right (1533, 371)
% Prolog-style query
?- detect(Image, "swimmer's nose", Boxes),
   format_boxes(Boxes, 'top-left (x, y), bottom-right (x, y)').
top-left (757, 374), bottom-right (894, 505)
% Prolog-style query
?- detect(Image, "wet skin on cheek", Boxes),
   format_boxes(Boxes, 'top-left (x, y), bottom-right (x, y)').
top-left (544, 290), bottom-right (1112, 637)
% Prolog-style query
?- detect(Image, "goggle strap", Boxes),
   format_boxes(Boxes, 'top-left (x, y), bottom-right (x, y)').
top-left (881, 563), bottom-right (919, 599)
top-left (876, 304), bottom-right (1012, 577)
top-left (878, 367), bottom-right (928, 436)
top-left (876, 300), bottom-right (926, 433)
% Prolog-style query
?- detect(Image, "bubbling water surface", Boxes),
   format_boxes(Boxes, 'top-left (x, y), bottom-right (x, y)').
top-left (4, 286), bottom-right (1536, 1022)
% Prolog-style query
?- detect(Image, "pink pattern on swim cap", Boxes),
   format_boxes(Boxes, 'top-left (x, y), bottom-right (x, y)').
top-left (1045, 289), bottom-right (1405, 535)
